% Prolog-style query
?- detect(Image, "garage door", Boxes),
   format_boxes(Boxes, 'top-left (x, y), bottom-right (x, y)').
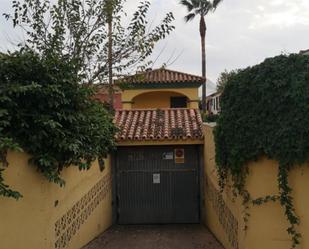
top-left (116, 145), bottom-right (200, 224)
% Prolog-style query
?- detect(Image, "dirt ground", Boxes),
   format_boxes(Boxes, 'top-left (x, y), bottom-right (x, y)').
top-left (83, 224), bottom-right (224, 249)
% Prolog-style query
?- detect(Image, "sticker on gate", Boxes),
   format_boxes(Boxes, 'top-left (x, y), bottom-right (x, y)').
top-left (175, 148), bottom-right (185, 164)
top-left (162, 152), bottom-right (173, 160)
top-left (153, 173), bottom-right (160, 184)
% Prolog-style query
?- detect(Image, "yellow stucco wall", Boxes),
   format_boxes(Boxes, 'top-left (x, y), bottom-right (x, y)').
top-left (132, 91), bottom-right (185, 109)
top-left (203, 123), bottom-right (243, 249)
top-left (121, 88), bottom-right (199, 109)
top-left (0, 151), bottom-right (113, 249)
top-left (203, 123), bottom-right (309, 249)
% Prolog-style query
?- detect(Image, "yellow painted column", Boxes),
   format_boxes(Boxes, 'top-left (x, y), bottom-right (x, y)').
top-left (122, 102), bottom-right (132, 110)
top-left (189, 101), bottom-right (199, 109)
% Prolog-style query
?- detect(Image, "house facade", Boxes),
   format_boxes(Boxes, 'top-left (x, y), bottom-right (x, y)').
top-left (300, 49), bottom-right (309, 55)
top-left (112, 68), bottom-right (205, 224)
top-left (117, 68), bottom-right (202, 110)
top-left (206, 91), bottom-right (222, 115)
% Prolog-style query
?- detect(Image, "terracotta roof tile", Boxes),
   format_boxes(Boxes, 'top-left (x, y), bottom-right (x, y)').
top-left (116, 68), bottom-right (205, 85)
top-left (114, 108), bottom-right (204, 141)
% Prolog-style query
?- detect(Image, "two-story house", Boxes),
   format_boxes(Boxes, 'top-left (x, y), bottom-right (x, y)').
top-left (112, 68), bottom-right (204, 224)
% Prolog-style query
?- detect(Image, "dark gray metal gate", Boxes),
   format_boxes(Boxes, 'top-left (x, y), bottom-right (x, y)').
top-left (116, 145), bottom-right (200, 224)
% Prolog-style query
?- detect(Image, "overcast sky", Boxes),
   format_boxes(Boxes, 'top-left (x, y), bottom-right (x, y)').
top-left (1, 0), bottom-right (309, 83)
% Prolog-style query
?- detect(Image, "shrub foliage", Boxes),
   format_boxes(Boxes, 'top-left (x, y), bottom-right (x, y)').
top-left (0, 50), bottom-right (116, 199)
top-left (215, 54), bottom-right (309, 248)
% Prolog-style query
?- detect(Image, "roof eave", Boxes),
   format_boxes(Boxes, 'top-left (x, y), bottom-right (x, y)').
top-left (117, 82), bottom-right (203, 90)
top-left (116, 139), bottom-right (204, 146)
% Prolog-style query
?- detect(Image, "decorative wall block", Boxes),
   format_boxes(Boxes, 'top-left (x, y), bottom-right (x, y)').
top-left (205, 176), bottom-right (239, 249)
top-left (54, 173), bottom-right (112, 249)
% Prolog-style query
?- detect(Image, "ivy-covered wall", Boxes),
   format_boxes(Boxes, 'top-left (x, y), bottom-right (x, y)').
top-left (203, 124), bottom-right (309, 249)
top-left (214, 53), bottom-right (309, 248)
top-left (0, 151), bottom-right (113, 249)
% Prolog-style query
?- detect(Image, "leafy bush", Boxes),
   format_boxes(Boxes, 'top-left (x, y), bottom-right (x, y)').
top-left (0, 50), bottom-right (116, 199)
top-left (203, 113), bottom-right (219, 123)
top-left (215, 53), bottom-right (309, 248)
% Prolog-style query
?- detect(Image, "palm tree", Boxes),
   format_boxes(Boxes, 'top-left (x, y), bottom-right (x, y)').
top-left (180, 0), bottom-right (223, 113)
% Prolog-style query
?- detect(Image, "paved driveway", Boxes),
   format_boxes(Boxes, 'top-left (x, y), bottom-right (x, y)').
top-left (83, 225), bottom-right (224, 249)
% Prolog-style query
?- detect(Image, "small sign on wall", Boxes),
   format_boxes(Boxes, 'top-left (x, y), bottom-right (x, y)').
top-left (174, 148), bottom-right (185, 164)
top-left (162, 152), bottom-right (174, 160)
top-left (153, 173), bottom-right (160, 184)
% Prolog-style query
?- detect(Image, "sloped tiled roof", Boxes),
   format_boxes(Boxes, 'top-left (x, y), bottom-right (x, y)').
top-left (114, 108), bottom-right (203, 141)
top-left (116, 68), bottom-right (205, 85)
